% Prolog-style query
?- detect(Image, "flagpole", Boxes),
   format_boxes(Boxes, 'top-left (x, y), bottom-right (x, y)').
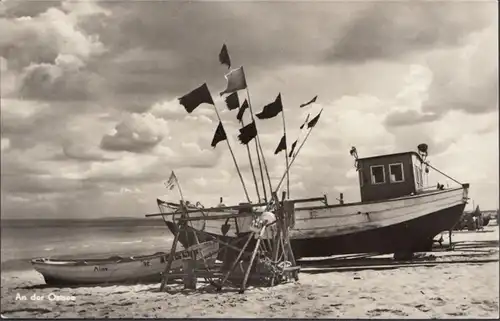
top-left (239, 118), bottom-right (261, 202)
top-left (274, 108), bottom-right (323, 195)
top-left (212, 105), bottom-right (251, 203)
top-left (245, 88), bottom-right (274, 198)
top-left (173, 172), bottom-right (185, 201)
top-left (280, 105), bottom-right (290, 199)
top-left (253, 135), bottom-right (267, 202)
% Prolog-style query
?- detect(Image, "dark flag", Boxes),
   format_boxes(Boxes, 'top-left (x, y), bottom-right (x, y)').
top-left (300, 113), bottom-right (310, 129)
top-left (178, 83), bottom-right (214, 113)
top-left (307, 109), bottom-right (323, 129)
top-left (300, 95), bottom-right (318, 108)
top-left (256, 93), bottom-right (283, 120)
top-left (238, 121), bottom-right (257, 145)
top-left (274, 134), bottom-right (287, 155)
top-left (225, 92), bottom-right (239, 110)
top-left (219, 44), bottom-right (231, 69)
top-left (211, 122), bottom-right (227, 148)
top-left (236, 99), bottom-right (249, 121)
top-left (288, 140), bottom-right (298, 158)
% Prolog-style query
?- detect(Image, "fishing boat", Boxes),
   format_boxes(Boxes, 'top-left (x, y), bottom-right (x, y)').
top-left (157, 147), bottom-right (469, 260)
top-left (31, 241), bottom-right (219, 285)
top-left (148, 44), bottom-right (469, 261)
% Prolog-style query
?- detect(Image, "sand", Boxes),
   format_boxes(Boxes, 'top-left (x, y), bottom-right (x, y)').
top-left (2, 226), bottom-right (499, 319)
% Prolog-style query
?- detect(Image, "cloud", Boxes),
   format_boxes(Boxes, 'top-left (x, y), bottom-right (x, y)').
top-left (1, 1), bottom-right (497, 218)
top-left (0, 3), bottom-right (106, 70)
top-left (384, 110), bottom-right (442, 127)
top-left (100, 112), bottom-right (169, 153)
top-left (328, 1), bottom-right (494, 63)
top-left (1, 138), bottom-right (11, 152)
top-left (0, 99), bottom-right (53, 136)
top-left (61, 142), bottom-right (113, 162)
top-left (422, 26), bottom-right (498, 115)
top-left (19, 54), bottom-right (105, 101)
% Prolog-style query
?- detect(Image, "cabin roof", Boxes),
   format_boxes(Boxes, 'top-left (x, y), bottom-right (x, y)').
top-left (357, 151), bottom-right (423, 163)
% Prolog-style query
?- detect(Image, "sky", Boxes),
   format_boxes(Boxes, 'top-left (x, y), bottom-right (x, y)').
top-left (0, 0), bottom-right (498, 219)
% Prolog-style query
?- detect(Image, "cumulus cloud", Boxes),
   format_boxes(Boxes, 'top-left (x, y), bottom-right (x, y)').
top-left (19, 54), bottom-right (104, 101)
top-left (0, 4), bottom-right (105, 69)
top-left (100, 113), bottom-right (169, 153)
top-left (1, 1), bottom-right (108, 103)
top-left (0, 99), bottom-right (53, 135)
top-left (61, 142), bottom-right (113, 162)
top-left (422, 27), bottom-right (498, 116)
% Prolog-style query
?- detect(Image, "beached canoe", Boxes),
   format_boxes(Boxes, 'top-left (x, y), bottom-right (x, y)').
top-left (31, 241), bottom-right (219, 286)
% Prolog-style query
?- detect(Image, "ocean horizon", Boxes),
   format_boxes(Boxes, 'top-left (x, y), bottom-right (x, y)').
top-left (1, 218), bottom-right (175, 272)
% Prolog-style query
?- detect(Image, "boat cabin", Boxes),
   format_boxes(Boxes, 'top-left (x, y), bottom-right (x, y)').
top-left (356, 151), bottom-right (424, 202)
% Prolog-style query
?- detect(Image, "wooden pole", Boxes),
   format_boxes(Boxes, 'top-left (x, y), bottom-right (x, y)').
top-left (173, 174), bottom-right (214, 285)
top-left (273, 109), bottom-right (322, 197)
top-left (217, 232), bottom-right (255, 291)
top-left (239, 118), bottom-right (262, 202)
top-left (240, 228), bottom-right (263, 294)
top-left (254, 138), bottom-right (267, 202)
top-left (212, 104), bottom-right (251, 202)
top-left (160, 227), bottom-right (181, 291)
top-left (280, 104), bottom-right (290, 199)
top-left (245, 88), bottom-right (274, 198)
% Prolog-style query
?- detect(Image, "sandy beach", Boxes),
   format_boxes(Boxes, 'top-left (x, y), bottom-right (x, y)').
top-left (2, 226), bottom-right (498, 319)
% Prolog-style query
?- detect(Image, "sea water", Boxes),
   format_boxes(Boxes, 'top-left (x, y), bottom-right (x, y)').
top-left (0, 218), bottom-right (175, 271)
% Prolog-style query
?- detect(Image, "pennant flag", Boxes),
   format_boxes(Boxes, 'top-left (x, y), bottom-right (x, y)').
top-left (211, 121), bottom-right (227, 148)
top-left (274, 134), bottom-right (287, 155)
top-left (256, 93), bottom-right (283, 120)
top-left (307, 109), bottom-right (323, 129)
top-left (165, 171), bottom-right (177, 190)
top-left (225, 92), bottom-right (239, 111)
top-left (236, 99), bottom-right (249, 122)
top-left (238, 121), bottom-right (257, 145)
top-left (220, 66), bottom-right (247, 95)
top-left (300, 95), bottom-right (318, 108)
top-left (300, 113), bottom-right (310, 129)
top-left (288, 140), bottom-right (297, 158)
top-left (178, 83), bottom-right (214, 113)
top-left (219, 44), bottom-right (231, 69)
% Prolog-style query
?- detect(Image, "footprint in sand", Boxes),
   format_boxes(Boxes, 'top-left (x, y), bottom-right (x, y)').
top-left (429, 297), bottom-right (446, 306)
top-left (112, 302), bottom-right (134, 307)
top-left (473, 300), bottom-right (499, 312)
top-left (368, 308), bottom-right (408, 317)
top-left (447, 311), bottom-right (466, 317)
top-left (415, 304), bottom-right (431, 312)
top-left (111, 291), bottom-right (129, 295)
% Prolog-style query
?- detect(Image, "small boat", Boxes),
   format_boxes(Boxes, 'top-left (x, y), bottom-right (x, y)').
top-left (32, 241), bottom-right (219, 286)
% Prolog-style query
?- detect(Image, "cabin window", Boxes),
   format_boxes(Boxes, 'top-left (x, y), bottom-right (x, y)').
top-left (389, 163), bottom-right (404, 183)
top-left (370, 165), bottom-right (386, 184)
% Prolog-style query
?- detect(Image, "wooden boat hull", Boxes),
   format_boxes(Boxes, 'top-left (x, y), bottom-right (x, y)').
top-left (166, 187), bottom-right (468, 258)
top-left (31, 242), bottom-right (219, 286)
